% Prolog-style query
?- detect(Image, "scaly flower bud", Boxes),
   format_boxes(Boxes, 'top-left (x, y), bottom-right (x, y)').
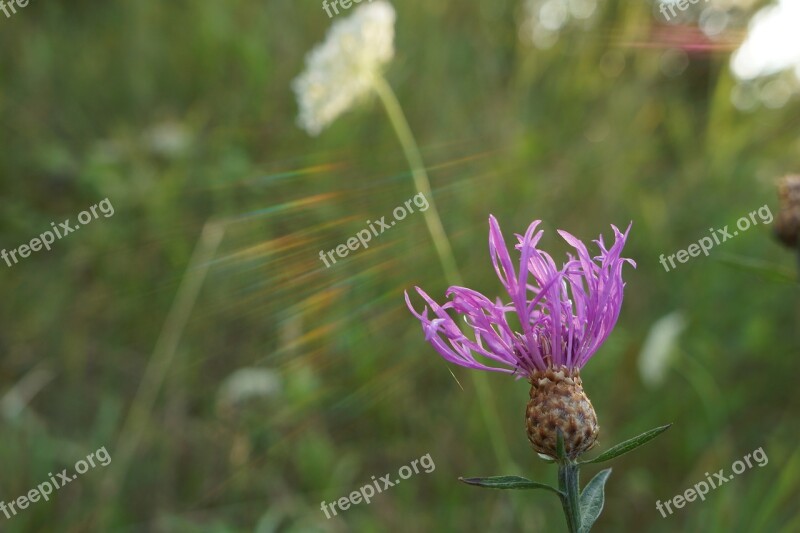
top-left (774, 174), bottom-right (800, 248)
top-left (526, 367), bottom-right (598, 459)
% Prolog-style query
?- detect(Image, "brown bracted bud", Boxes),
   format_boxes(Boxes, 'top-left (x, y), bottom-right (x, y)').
top-left (775, 175), bottom-right (800, 248)
top-left (525, 366), bottom-right (599, 460)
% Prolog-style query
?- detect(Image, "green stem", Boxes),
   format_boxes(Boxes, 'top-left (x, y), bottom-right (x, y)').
top-left (370, 74), bottom-right (461, 286)
top-left (558, 462), bottom-right (581, 533)
top-left (95, 221), bottom-right (225, 528)
top-left (371, 73), bottom-right (519, 500)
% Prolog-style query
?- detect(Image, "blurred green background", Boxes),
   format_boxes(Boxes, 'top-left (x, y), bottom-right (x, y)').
top-left (1, 0), bottom-right (799, 531)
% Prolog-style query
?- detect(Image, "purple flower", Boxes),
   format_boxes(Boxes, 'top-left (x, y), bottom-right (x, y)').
top-left (405, 216), bottom-right (635, 377)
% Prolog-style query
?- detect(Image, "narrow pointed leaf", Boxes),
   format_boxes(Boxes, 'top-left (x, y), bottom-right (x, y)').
top-left (578, 468), bottom-right (612, 532)
top-left (459, 476), bottom-right (563, 495)
top-left (582, 424), bottom-right (672, 464)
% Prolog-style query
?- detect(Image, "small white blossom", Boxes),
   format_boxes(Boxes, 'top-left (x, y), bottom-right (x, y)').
top-left (730, 0), bottom-right (800, 81)
top-left (292, 1), bottom-right (396, 136)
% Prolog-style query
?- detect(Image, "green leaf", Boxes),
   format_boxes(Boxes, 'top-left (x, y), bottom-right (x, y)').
top-left (459, 476), bottom-right (563, 495)
top-left (582, 424), bottom-right (672, 464)
top-left (578, 468), bottom-right (612, 532)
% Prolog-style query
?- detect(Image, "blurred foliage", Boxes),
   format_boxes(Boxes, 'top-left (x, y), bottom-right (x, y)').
top-left (1, 0), bottom-right (799, 532)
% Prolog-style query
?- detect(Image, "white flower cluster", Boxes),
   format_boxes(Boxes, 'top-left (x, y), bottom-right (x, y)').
top-left (729, 0), bottom-right (800, 109)
top-left (731, 0), bottom-right (800, 81)
top-left (292, 1), bottom-right (396, 136)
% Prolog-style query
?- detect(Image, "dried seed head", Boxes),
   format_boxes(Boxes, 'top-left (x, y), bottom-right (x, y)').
top-left (525, 367), bottom-right (598, 460)
top-left (774, 174), bottom-right (800, 248)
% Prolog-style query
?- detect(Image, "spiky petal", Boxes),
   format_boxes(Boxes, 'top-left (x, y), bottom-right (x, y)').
top-left (406, 215), bottom-right (635, 377)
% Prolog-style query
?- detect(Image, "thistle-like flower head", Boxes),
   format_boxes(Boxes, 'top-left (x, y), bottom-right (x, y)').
top-left (406, 215), bottom-right (634, 459)
top-left (292, 1), bottom-right (396, 136)
top-left (406, 215), bottom-right (634, 377)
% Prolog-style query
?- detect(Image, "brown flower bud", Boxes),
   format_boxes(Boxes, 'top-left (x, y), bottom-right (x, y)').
top-left (774, 174), bottom-right (800, 248)
top-left (525, 367), bottom-right (599, 460)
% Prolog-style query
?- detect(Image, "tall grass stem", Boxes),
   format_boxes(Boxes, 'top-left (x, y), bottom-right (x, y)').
top-left (372, 73), bottom-right (518, 491)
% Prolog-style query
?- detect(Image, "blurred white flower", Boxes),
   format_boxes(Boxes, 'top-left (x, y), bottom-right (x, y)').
top-left (144, 120), bottom-right (192, 158)
top-left (216, 368), bottom-right (282, 410)
top-left (292, 1), bottom-right (396, 136)
top-left (731, 0), bottom-right (800, 81)
top-left (638, 312), bottom-right (686, 388)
